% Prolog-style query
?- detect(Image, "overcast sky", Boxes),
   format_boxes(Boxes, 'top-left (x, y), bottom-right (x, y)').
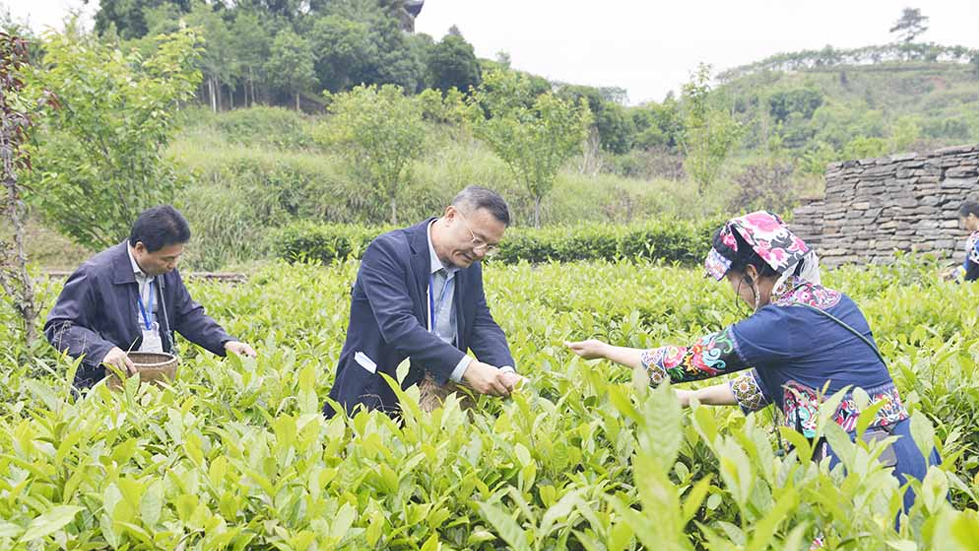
top-left (6, 0), bottom-right (979, 104)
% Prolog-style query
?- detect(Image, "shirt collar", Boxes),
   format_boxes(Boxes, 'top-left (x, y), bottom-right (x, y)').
top-left (127, 245), bottom-right (152, 280)
top-left (427, 219), bottom-right (460, 276)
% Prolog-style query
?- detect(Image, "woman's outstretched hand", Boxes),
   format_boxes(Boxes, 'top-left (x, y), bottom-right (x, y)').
top-left (564, 339), bottom-right (609, 360)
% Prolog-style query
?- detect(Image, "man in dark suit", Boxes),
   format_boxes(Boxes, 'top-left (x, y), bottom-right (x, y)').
top-left (325, 186), bottom-right (521, 417)
top-left (45, 205), bottom-right (256, 388)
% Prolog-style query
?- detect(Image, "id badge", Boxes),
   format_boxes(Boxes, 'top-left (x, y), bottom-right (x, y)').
top-left (140, 321), bottom-right (164, 353)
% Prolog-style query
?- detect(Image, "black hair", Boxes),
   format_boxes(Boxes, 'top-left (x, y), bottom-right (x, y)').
top-left (711, 226), bottom-right (778, 279)
top-left (129, 205), bottom-right (191, 252)
top-left (958, 200), bottom-right (979, 219)
top-left (452, 185), bottom-right (511, 226)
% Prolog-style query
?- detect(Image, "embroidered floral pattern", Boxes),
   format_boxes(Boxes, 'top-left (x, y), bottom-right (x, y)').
top-left (772, 279), bottom-right (843, 310)
top-left (704, 211), bottom-right (811, 281)
top-left (704, 247), bottom-right (732, 281)
top-left (730, 369), bottom-right (771, 413)
top-left (782, 380), bottom-right (909, 439)
top-left (966, 230), bottom-right (979, 265)
top-left (640, 327), bottom-right (749, 385)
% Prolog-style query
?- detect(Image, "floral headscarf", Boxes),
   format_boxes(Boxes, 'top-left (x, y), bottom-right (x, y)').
top-left (704, 211), bottom-right (820, 294)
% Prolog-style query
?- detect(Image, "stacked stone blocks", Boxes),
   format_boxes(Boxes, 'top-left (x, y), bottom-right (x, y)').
top-left (791, 143), bottom-right (979, 266)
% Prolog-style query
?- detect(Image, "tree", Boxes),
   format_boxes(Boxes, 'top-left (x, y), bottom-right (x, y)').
top-left (315, 84), bottom-right (426, 224)
top-left (228, 10), bottom-right (272, 107)
top-left (185, 1), bottom-right (236, 112)
top-left (0, 32), bottom-right (57, 346)
top-left (469, 69), bottom-right (592, 227)
top-left (309, 14), bottom-right (371, 93)
top-left (428, 30), bottom-right (481, 94)
top-left (94, 0), bottom-right (193, 40)
top-left (632, 94), bottom-right (684, 150)
top-left (889, 7), bottom-right (929, 43)
top-left (25, 28), bottom-right (202, 249)
top-left (678, 63), bottom-right (743, 195)
top-left (265, 29), bottom-right (317, 111)
top-left (557, 84), bottom-right (636, 154)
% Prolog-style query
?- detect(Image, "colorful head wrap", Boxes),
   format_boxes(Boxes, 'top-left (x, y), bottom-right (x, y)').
top-left (704, 211), bottom-right (820, 293)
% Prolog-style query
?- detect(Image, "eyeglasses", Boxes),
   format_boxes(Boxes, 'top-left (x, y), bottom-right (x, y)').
top-left (456, 210), bottom-right (499, 256)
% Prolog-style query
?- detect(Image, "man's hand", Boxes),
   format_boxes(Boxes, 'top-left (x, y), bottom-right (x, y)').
top-left (102, 347), bottom-right (136, 377)
top-left (462, 361), bottom-right (514, 397)
top-left (564, 339), bottom-right (609, 360)
top-left (224, 341), bottom-right (257, 358)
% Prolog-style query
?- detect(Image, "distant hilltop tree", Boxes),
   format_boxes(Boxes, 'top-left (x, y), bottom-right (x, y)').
top-left (890, 7), bottom-right (929, 43)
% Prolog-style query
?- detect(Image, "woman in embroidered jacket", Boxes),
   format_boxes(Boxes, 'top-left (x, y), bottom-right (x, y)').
top-left (567, 211), bottom-right (938, 513)
top-left (942, 200), bottom-right (979, 282)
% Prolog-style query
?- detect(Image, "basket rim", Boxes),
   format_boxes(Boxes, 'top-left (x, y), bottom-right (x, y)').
top-left (125, 352), bottom-right (178, 369)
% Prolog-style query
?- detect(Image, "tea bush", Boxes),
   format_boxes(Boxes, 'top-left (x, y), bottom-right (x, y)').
top-left (273, 219), bottom-right (724, 266)
top-left (1, 260), bottom-right (978, 549)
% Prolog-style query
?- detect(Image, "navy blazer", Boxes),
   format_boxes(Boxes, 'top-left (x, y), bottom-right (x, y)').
top-left (325, 219), bottom-right (514, 417)
top-left (44, 242), bottom-right (234, 387)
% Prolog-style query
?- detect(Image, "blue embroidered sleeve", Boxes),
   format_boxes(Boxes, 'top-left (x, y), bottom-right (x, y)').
top-left (729, 369), bottom-right (772, 413)
top-left (639, 326), bottom-right (752, 385)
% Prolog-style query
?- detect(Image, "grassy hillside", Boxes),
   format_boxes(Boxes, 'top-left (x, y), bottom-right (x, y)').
top-left (166, 107), bottom-right (722, 270)
top-left (719, 60), bottom-right (979, 163)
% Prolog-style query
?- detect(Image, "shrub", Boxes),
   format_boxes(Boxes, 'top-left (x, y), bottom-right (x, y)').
top-left (212, 106), bottom-right (314, 149)
top-left (273, 219), bottom-right (724, 266)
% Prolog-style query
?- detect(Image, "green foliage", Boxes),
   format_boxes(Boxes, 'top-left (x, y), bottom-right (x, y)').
top-left (679, 64), bottom-right (745, 195)
top-left (767, 88), bottom-right (824, 124)
top-left (632, 95), bottom-right (684, 150)
top-left (718, 43), bottom-right (976, 82)
top-left (416, 88), bottom-right (467, 125)
top-left (226, 9), bottom-right (272, 108)
top-left (184, 1), bottom-right (236, 111)
top-left (309, 13), bottom-right (373, 93)
top-left (427, 29), bottom-right (482, 95)
top-left (25, 27), bottom-right (202, 250)
top-left (315, 84), bottom-right (426, 225)
top-left (94, 0), bottom-right (193, 40)
top-left (470, 69), bottom-right (592, 227)
top-left (209, 106), bottom-right (314, 149)
top-left (273, 218), bottom-right (722, 266)
top-left (265, 29), bottom-right (317, 111)
top-left (273, 222), bottom-right (390, 264)
top-left (729, 157), bottom-right (801, 213)
top-left (557, 84), bottom-right (637, 154)
top-left (163, 109), bottom-right (721, 270)
top-left (174, 153), bottom-right (348, 270)
top-left (0, 31), bottom-right (47, 347)
top-left (843, 136), bottom-right (889, 159)
top-left (1, 259), bottom-right (979, 548)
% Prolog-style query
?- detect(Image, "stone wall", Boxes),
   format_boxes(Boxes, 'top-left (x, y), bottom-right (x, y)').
top-left (791, 143), bottom-right (979, 267)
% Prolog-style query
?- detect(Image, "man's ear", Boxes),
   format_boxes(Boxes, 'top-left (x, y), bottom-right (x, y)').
top-left (134, 242), bottom-right (146, 254)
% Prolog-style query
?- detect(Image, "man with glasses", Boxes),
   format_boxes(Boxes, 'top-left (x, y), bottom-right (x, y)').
top-left (324, 186), bottom-right (521, 417)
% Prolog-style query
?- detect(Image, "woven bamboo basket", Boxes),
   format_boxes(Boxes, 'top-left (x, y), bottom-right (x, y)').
top-left (418, 374), bottom-right (475, 412)
top-left (107, 351), bottom-right (179, 390)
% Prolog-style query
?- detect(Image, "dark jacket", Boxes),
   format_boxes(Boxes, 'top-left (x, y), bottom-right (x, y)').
top-left (325, 219), bottom-right (514, 417)
top-left (44, 241), bottom-right (233, 387)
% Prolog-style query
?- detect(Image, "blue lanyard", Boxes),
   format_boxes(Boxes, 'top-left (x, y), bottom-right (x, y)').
top-left (137, 279), bottom-right (155, 330)
top-left (428, 273), bottom-right (453, 332)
